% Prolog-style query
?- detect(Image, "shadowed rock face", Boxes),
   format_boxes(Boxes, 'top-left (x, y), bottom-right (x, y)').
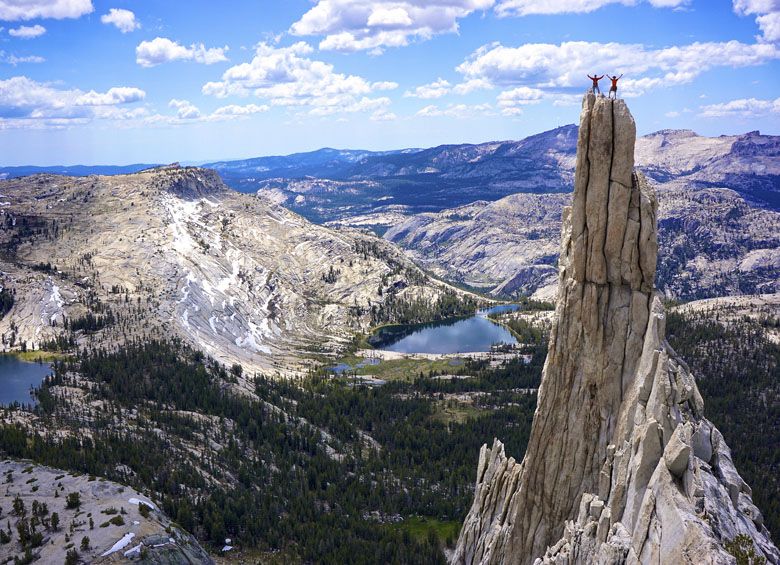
top-left (452, 94), bottom-right (779, 565)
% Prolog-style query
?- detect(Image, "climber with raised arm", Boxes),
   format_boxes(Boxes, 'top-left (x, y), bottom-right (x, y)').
top-left (607, 74), bottom-right (623, 99)
top-left (587, 73), bottom-right (604, 95)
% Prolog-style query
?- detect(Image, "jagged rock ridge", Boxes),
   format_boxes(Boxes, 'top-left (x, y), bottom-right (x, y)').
top-left (452, 94), bottom-right (779, 564)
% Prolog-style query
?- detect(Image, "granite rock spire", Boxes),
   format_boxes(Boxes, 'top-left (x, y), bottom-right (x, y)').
top-left (452, 93), bottom-right (779, 565)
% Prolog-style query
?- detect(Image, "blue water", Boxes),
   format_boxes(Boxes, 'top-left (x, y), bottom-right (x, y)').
top-left (0, 356), bottom-right (52, 406)
top-left (371, 304), bottom-right (520, 354)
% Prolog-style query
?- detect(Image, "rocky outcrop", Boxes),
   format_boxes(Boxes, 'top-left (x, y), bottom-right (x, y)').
top-left (0, 460), bottom-right (213, 564)
top-left (452, 93), bottom-right (779, 564)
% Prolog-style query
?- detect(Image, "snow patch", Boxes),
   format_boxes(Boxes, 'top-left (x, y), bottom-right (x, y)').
top-left (50, 284), bottom-right (64, 309)
top-left (124, 543), bottom-right (143, 557)
top-left (101, 532), bottom-right (136, 556)
top-left (179, 272), bottom-right (197, 303)
top-left (234, 319), bottom-right (272, 354)
top-left (163, 195), bottom-right (200, 256)
top-left (128, 497), bottom-right (157, 510)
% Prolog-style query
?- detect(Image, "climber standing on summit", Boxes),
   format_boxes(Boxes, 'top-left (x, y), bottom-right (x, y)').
top-left (608, 74), bottom-right (623, 99)
top-left (587, 73), bottom-right (604, 95)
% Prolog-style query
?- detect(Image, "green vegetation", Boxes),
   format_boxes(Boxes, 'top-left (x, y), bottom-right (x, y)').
top-left (64, 311), bottom-right (115, 333)
top-left (369, 289), bottom-right (481, 327)
top-left (0, 287), bottom-right (14, 319)
top-left (0, 338), bottom-right (543, 563)
top-left (335, 356), bottom-right (459, 382)
top-left (65, 492), bottom-right (80, 510)
top-left (390, 516), bottom-right (461, 547)
top-left (9, 350), bottom-right (71, 363)
top-left (490, 315), bottom-right (547, 345)
top-left (725, 534), bottom-right (768, 565)
top-left (100, 515), bottom-right (125, 527)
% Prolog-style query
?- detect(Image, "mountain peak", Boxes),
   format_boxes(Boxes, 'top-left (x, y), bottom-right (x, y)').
top-left (647, 128), bottom-right (699, 138)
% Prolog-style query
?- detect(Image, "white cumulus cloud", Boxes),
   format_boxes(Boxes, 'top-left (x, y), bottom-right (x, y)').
top-left (8, 24), bottom-right (46, 38)
top-left (1, 52), bottom-right (45, 65)
top-left (212, 103), bottom-right (269, 116)
top-left (457, 40), bottom-right (780, 97)
top-left (370, 108), bottom-right (397, 121)
top-left (202, 42), bottom-right (395, 117)
top-left (733, 0), bottom-right (780, 42)
top-left (0, 0), bottom-right (93, 20)
top-left (76, 86), bottom-right (145, 106)
top-left (733, 0), bottom-right (779, 15)
top-left (452, 78), bottom-right (493, 94)
top-left (0, 75), bottom-right (145, 129)
top-left (367, 6), bottom-right (413, 26)
top-left (168, 99), bottom-right (201, 120)
top-left (699, 96), bottom-right (780, 117)
top-left (290, 0), bottom-right (494, 52)
top-left (101, 8), bottom-right (140, 33)
top-left (416, 103), bottom-right (494, 117)
top-left (404, 78), bottom-right (451, 99)
top-left (136, 37), bottom-right (229, 67)
top-left (496, 86), bottom-right (544, 114)
top-left (494, 0), bottom-right (687, 17)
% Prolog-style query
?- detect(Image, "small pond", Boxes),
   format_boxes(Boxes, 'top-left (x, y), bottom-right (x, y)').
top-left (0, 355), bottom-right (52, 406)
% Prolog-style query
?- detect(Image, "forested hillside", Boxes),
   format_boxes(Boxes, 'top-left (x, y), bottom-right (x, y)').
top-left (0, 338), bottom-right (543, 563)
top-left (0, 306), bottom-right (777, 561)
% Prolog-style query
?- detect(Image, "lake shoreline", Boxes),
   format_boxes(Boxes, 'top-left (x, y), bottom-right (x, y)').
top-left (367, 303), bottom-right (522, 354)
top-left (0, 354), bottom-right (55, 406)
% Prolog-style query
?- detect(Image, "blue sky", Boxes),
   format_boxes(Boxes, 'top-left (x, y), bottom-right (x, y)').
top-left (1, 0), bottom-right (779, 165)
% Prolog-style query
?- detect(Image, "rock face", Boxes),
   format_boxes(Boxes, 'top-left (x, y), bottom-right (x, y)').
top-left (452, 94), bottom-right (779, 564)
top-left (384, 194), bottom-right (568, 295)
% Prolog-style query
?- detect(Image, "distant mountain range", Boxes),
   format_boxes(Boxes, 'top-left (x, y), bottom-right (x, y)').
top-left (205, 147), bottom-right (421, 181)
top-left (4, 127), bottom-right (777, 302)
top-left (6, 126), bottom-right (777, 219)
top-left (0, 163), bottom-right (158, 179)
top-left (386, 186), bottom-right (780, 301)
top-left (204, 126), bottom-right (780, 225)
top-left (206, 126), bottom-right (580, 223)
top-left (379, 128), bottom-right (780, 301)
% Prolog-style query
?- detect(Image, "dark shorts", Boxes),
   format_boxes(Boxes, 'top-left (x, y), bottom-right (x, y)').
top-left (610, 86), bottom-right (617, 91)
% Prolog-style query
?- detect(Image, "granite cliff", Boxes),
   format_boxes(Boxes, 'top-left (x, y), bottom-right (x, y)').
top-left (452, 94), bottom-right (778, 564)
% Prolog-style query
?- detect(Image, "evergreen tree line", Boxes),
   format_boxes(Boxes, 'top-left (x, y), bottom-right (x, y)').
top-left (0, 338), bottom-right (541, 563)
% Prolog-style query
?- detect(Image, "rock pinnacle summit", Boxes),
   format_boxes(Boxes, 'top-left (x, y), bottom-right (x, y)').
top-left (452, 93), bottom-right (779, 565)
